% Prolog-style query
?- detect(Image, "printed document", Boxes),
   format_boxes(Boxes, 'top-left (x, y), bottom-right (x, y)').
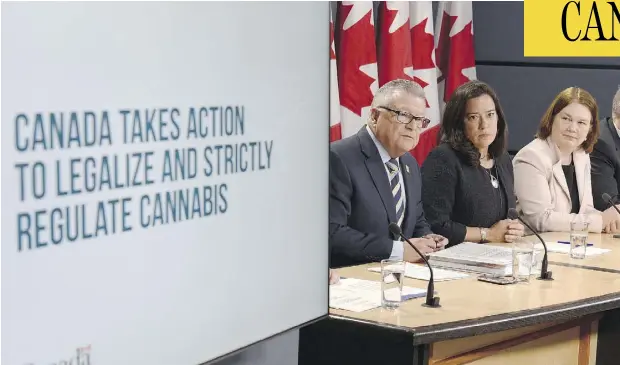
top-left (329, 278), bottom-right (426, 313)
top-left (539, 242), bottom-right (611, 256)
top-left (367, 263), bottom-right (469, 281)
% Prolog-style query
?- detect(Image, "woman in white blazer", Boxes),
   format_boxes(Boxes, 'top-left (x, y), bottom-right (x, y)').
top-left (513, 87), bottom-right (620, 233)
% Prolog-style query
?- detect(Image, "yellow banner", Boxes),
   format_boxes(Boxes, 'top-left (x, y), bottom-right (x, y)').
top-left (524, 0), bottom-right (620, 56)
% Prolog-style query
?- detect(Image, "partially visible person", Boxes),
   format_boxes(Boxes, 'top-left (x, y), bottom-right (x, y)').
top-left (329, 79), bottom-right (448, 268)
top-left (421, 80), bottom-right (524, 246)
top-left (591, 87), bottom-right (620, 211)
top-left (329, 269), bottom-right (340, 285)
top-left (513, 87), bottom-right (620, 233)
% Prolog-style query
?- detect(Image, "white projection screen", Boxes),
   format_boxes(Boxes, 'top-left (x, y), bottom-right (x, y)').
top-left (1, 2), bottom-right (329, 365)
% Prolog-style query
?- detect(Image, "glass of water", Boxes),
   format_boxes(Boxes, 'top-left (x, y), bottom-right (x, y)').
top-left (380, 259), bottom-right (405, 309)
top-left (512, 237), bottom-right (534, 282)
top-left (570, 217), bottom-right (589, 259)
top-left (531, 245), bottom-right (545, 276)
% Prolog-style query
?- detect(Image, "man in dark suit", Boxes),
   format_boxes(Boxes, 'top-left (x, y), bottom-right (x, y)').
top-left (329, 79), bottom-right (448, 268)
top-left (591, 88), bottom-right (620, 214)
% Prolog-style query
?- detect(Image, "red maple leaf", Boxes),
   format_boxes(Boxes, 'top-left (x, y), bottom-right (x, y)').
top-left (410, 17), bottom-right (436, 70)
top-left (413, 76), bottom-right (428, 89)
top-left (336, 3), bottom-right (377, 117)
top-left (330, 21), bottom-right (336, 60)
top-left (330, 124), bottom-right (342, 142)
top-left (412, 76), bottom-right (430, 108)
top-left (435, 12), bottom-right (475, 102)
top-left (377, 2), bottom-right (412, 86)
top-left (409, 17), bottom-right (435, 108)
top-left (410, 124), bottom-right (440, 163)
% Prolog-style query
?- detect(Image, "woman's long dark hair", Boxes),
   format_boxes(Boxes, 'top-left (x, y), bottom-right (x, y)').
top-left (437, 80), bottom-right (508, 166)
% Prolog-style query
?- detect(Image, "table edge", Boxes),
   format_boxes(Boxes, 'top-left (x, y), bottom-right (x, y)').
top-left (329, 291), bottom-right (620, 345)
top-left (549, 260), bottom-right (620, 274)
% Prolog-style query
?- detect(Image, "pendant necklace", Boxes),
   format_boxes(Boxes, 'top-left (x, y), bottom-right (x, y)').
top-left (489, 168), bottom-right (500, 189)
top-left (482, 157), bottom-right (499, 189)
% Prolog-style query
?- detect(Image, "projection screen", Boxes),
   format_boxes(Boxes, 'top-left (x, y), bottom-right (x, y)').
top-left (1, 2), bottom-right (329, 364)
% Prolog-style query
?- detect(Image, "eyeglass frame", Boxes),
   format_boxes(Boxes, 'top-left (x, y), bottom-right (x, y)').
top-left (376, 106), bottom-right (431, 128)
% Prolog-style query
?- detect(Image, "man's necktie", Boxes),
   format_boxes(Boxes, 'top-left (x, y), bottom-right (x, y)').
top-left (386, 159), bottom-right (404, 227)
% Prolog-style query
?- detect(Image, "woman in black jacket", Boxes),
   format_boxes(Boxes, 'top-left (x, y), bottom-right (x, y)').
top-left (421, 80), bottom-right (524, 246)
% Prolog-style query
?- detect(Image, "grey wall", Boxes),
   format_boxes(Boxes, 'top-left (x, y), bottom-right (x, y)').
top-left (472, 1), bottom-right (620, 152)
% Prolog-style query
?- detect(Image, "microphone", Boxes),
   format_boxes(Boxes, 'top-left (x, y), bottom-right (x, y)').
top-left (602, 193), bottom-right (620, 215)
top-left (508, 208), bottom-right (553, 281)
top-left (388, 223), bottom-right (441, 308)
top-left (601, 194), bottom-right (620, 238)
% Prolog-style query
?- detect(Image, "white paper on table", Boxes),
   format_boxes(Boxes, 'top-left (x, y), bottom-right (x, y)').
top-left (367, 263), bottom-right (469, 281)
top-left (537, 242), bottom-right (611, 256)
top-left (329, 278), bottom-right (427, 313)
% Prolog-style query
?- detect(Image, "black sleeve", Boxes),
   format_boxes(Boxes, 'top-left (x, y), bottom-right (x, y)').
top-left (500, 152), bottom-right (517, 211)
top-left (328, 150), bottom-right (392, 264)
top-left (591, 142), bottom-right (619, 211)
top-left (410, 162), bottom-right (433, 237)
top-left (421, 148), bottom-right (467, 246)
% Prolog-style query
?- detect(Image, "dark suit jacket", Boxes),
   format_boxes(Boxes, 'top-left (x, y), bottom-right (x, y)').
top-left (421, 144), bottom-right (517, 246)
top-left (329, 127), bottom-right (432, 268)
top-left (591, 117), bottom-right (620, 211)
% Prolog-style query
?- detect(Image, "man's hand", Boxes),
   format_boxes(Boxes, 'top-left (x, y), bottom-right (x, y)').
top-left (423, 233), bottom-right (448, 251)
top-left (403, 237), bottom-right (436, 262)
top-left (329, 269), bottom-right (340, 285)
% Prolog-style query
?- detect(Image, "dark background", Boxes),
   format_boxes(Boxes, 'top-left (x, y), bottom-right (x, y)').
top-left (333, 1), bottom-right (620, 153)
top-left (473, 1), bottom-right (619, 153)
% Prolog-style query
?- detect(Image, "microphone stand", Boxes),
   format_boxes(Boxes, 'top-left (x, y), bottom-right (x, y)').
top-left (603, 193), bottom-right (620, 215)
top-left (508, 208), bottom-right (553, 281)
top-left (602, 193), bottom-right (620, 238)
top-left (389, 223), bottom-right (441, 308)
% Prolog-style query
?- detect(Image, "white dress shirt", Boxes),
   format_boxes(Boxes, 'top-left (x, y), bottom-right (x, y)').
top-left (366, 125), bottom-right (407, 260)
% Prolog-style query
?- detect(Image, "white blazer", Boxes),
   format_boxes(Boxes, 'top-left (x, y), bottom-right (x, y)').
top-left (513, 138), bottom-right (602, 233)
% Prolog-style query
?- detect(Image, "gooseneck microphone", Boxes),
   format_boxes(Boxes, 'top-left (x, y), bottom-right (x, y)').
top-left (388, 223), bottom-right (441, 308)
top-left (602, 193), bottom-right (620, 215)
top-left (508, 208), bottom-right (553, 281)
top-left (601, 194), bottom-right (620, 238)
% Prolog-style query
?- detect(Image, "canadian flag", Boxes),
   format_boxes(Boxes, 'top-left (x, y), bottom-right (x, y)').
top-left (377, 2), bottom-right (412, 87)
top-left (330, 8), bottom-right (342, 142)
top-left (408, 1), bottom-right (441, 164)
top-left (435, 1), bottom-right (477, 106)
top-left (408, 1), bottom-right (477, 163)
top-left (335, 1), bottom-right (379, 139)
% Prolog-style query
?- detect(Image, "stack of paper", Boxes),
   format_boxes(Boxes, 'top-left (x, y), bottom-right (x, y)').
top-left (367, 263), bottom-right (469, 281)
top-left (427, 242), bottom-right (513, 276)
top-left (539, 242), bottom-right (611, 256)
top-left (329, 278), bottom-right (427, 313)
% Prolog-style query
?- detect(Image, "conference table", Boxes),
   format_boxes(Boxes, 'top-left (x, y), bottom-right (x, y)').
top-left (299, 233), bottom-right (620, 365)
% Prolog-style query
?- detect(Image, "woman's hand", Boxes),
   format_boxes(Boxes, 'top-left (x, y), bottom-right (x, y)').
top-left (602, 206), bottom-right (620, 233)
top-left (488, 219), bottom-right (524, 243)
top-left (504, 220), bottom-right (525, 242)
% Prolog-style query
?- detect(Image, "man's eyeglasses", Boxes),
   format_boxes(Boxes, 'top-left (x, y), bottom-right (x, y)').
top-left (377, 106), bottom-right (431, 128)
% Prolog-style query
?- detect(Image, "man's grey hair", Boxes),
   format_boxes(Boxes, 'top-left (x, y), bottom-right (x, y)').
top-left (370, 79), bottom-right (426, 109)
top-left (613, 86), bottom-right (620, 119)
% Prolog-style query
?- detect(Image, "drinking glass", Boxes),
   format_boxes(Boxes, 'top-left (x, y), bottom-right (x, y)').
top-left (512, 237), bottom-right (534, 282)
top-left (380, 259), bottom-right (405, 309)
top-left (531, 245), bottom-right (545, 276)
top-left (570, 217), bottom-right (589, 259)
